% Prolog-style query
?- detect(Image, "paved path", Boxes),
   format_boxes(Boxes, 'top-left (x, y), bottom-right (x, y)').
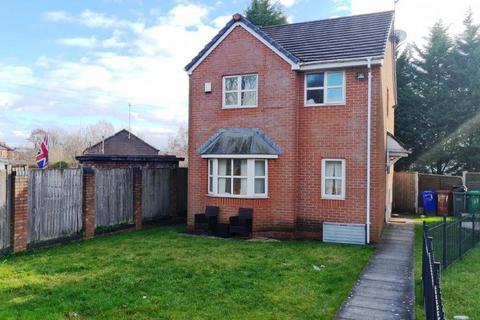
top-left (336, 222), bottom-right (415, 320)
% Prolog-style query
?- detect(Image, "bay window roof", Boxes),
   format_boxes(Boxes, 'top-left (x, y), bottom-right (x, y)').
top-left (198, 128), bottom-right (281, 156)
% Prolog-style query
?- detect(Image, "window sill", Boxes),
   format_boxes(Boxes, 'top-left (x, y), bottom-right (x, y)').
top-left (222, 105), bottom-right (258, 109)
top-left (321, 196), bottom-right (345, 201)
top-left (304, 103), bottom-right (346, 107)
top-left (206, 194), bottom-right (269, 199)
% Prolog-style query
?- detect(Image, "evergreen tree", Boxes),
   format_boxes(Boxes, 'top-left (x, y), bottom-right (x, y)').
top-left (395, 46), bottom-right (423, 171)
top-left (245, 0), bottom-right (287, 27)
top-left (450, 9), bottom-right (480, 172)
top-left (410, 21), bottom-right (456, 174)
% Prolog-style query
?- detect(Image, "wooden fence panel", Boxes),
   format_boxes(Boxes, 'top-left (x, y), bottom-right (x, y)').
top-left (142, 169), bottom-right (171, 222)
top-left (464, 172), bottom-right (480, 190)
top-left (95, 169), bottom-right (134, 228)
top-left (0, 169), bottom-right (10, 251)
top-left (418, 174), bottom-right (462, 193)
top-left (28, 169), bottom-right (83, 244)
top-left (393, 171), bottom-right (418, 213)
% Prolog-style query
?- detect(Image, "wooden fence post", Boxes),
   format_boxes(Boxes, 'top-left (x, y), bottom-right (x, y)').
top-left (11, 171), bottom-right (29, 253)
top-left (83, 168), bottom-right (96, 239)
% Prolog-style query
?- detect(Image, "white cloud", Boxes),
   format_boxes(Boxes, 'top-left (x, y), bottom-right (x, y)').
top-left (279, 0), bottom-right (296, 7)
top-left (0, 92), bottom-right (21, 108)
top-left (166, 3), bottom-right (209, 27)
top-left (3, 3), bottom-right (225, 147)
top-left (57, 36), bottom-right (98, 48)
top-left (43, 9), bottom-right (144, 32)
top-left (43, 10), bottom-right (71, 22)
top-left (351, 0), bottom-right (480, 46)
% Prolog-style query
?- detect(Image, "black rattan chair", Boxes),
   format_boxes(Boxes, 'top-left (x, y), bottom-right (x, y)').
top-left (194, 206), bottom-right (219, 234)
top-left (229, 208), bottom-right (253, 237)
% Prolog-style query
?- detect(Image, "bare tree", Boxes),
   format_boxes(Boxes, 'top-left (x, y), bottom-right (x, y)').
top-left (167, 125), bottom-right (188, 167)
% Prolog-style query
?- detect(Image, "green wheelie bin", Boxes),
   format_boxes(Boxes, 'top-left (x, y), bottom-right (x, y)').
top-left (466, 190), bottom-right (480, 214)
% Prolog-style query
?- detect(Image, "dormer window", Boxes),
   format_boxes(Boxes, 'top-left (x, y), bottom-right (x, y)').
top-left (223, 74), bottom-right (258, 108)
top-left (305, 71), bottom-right (345, 106)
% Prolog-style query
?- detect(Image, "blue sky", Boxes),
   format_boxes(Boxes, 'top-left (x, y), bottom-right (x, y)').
top-left (0, 0), bottom-right (478, 149)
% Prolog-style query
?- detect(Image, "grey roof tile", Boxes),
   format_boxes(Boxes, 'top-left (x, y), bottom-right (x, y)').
top-left (185, 11), bottom-right (394, 71)
top-left (198, 128), bottom-right (281, 155)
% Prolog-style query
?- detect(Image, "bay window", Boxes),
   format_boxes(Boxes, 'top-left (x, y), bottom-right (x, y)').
top-left (305, 70), bottom-right (345, 106)
top-left (321, 159), bottom-right (345, 200)
top-left (208, 158), bottom-right (268, 197)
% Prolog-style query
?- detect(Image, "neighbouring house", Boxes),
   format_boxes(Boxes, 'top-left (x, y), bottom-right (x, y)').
top-left (0, 142), bottom-right (14, 163)
top-left (185, 11), bottom-right (409, 244)
top-left (76, 129), bottom-right (183, 169)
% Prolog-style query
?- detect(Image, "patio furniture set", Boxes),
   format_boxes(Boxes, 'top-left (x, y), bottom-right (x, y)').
top-left (194, 206), bottom-right (253, 238)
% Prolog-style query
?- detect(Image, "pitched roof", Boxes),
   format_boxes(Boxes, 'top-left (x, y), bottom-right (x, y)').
top-left (261, 11), bottom-right (394, 63)
top-left (83, 129), bottom-right (159, 156)
top-left (0, 142), bottom-right (14, 151)
top-left (198, 128), bottom-right (281, 155)
top-left (185, 11), bottom-right (394, 72)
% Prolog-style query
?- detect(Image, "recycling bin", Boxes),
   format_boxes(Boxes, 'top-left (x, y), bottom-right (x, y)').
top-left (421, 191), bottom-right (437, 215)
top-left (452, 185), bottom-right (467, 217)
top-left (437, 190), bottom-right (452, 216)
top-left (467, 190), bottom-right (480, 214)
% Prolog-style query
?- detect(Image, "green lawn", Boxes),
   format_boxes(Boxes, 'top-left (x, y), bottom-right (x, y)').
top-left (0, 226), bottom-right (373, 320)
top-left (414, 216), bottom-right (480, 319)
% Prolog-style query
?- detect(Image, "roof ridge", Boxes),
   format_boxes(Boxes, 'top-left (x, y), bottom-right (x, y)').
top-left (260, 10), bottom-right (394, 29)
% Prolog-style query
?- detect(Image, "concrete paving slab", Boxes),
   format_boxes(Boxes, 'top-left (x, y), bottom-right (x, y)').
top-left (336, 223), bottom-right (415, 320)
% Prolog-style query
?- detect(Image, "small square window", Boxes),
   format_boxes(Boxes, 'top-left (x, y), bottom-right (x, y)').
top-left (223, 74), bottom-right (258, 108)
top-left (322, 159), bottom-right (345, 200)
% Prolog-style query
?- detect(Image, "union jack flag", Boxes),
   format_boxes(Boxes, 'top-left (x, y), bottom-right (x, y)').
top-left (36, 135), bottom-right (48, 169)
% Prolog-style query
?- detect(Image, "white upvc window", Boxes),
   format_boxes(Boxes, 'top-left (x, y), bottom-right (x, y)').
top-left (305, 70), bottom-right (345, 106)
top-left (321, 159), bottom-right (346, 200)
top-left (223, 74), bottom-right (258, 108)
top-left (207, 158), bottom-right (268, 197)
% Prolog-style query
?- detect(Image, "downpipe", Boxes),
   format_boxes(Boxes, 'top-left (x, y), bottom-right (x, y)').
top-left (366, 57), bottom-right (372, 244)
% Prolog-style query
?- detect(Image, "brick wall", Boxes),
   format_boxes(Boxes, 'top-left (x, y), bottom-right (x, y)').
top-left (83, 169), bottom-right (96, 239)
top-left (188, 25), bottom-right (393, 242)
top-left (11, 173), bottom-right (28, 252)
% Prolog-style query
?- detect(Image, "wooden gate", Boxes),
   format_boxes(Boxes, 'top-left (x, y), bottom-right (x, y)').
top-left (142, 169), bottom-right (171, 222)
top-left (0, 169), bottom-right (10, 252)
top-left (95, 169), bottom-right (134, 228)
top-left (28, 169), bottom-right (83, 244)
top-left (393, 171), bottom-right (418, 214)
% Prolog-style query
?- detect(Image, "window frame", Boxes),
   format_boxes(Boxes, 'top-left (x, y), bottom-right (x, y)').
top-left (304, 70), bottom-right (346, 107)
top-left (207, 158), bottom-right (268, 198)
top-left (321, 159), bottom-right (346, 200)
top-left (222, 74), bottom-right (258, 109)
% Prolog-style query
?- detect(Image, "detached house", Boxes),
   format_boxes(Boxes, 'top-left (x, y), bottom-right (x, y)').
top-left (185, 11), bottom-right (409, 244)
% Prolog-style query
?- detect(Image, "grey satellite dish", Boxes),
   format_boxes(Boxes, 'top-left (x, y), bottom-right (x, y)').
top-left (393, 29), bottom-right (407, 44)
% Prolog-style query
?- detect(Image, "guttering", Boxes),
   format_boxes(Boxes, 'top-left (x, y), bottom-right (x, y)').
top-left (366, 57), bottom-right (372, 244)
top-left (298, 56), bottom-right (384, 71)
top-left (201, 154), bottom-right (278, 159)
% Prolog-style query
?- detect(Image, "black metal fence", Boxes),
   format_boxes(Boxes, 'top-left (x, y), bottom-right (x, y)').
top-left (424, 214), bottom-right (480, 269)
top-left (422, 234), bottom-right (445, 320)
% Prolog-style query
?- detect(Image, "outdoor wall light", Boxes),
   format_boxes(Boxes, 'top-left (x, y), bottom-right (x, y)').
top-left (356, 72), bottom-right (366, 80)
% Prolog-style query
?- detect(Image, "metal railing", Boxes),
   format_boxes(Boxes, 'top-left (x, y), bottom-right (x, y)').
top-left (422, 233), bottom-right (445, 320)
top-left (424, 214), bottom-right (480, 269)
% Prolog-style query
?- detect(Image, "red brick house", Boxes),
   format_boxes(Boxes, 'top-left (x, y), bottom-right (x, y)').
top-left (185, 11), bottom-right (409, 244)
top-left (0, 142), bottom-right (14, 164)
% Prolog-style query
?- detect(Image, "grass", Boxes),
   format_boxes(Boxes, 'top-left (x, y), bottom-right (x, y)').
top-left (414, 215), bottom-right (480, 319)
top-left (0, 226), bottom-right (373, 320)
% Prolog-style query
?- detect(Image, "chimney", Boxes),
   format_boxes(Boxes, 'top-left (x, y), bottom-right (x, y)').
top-left (232, 13), bottom-right (242, 21)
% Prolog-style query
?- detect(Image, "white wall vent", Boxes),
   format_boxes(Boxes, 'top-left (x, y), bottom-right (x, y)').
top-left (323, 222), bottom-right (366, 245)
